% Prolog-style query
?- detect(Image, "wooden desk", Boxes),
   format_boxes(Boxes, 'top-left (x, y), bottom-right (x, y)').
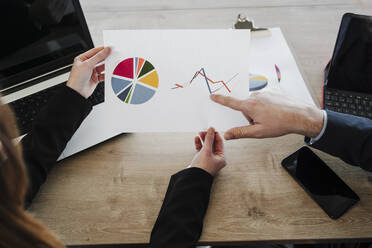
top-left (29, 0), bottom-right (372, 246)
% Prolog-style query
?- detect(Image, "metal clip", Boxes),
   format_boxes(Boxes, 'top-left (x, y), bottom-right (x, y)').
top-left (234, 14), bottom-right (268, 32)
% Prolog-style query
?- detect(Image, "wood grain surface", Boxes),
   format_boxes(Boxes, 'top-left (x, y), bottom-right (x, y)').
top-left (28, 0), bottom-right (372, 246)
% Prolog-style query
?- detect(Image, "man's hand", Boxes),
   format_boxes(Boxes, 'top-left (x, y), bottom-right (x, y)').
top-left (67, 46), bottom-right (111, 99)
top-left (210, 88), bottom-right (324, 140)
top-left (190, 127), bottom-right (226, 176)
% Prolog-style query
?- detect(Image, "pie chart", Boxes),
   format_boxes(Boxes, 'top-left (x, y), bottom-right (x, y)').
top-left (249, 74), bottom-right (268, 91)
top-left (111, 57), bottom-right (159, 104)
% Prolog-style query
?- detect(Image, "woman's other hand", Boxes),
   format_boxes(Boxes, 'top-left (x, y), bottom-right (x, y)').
top-left (190, 127), bottom-right (226, 176)
top-left (67, 46), bottom-right (111, 99)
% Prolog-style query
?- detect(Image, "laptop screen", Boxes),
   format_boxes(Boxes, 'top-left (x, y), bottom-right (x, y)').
top-left (327, 13), bottom-right (372, 94)
top-left (0, 0), bottom-right (93, 92)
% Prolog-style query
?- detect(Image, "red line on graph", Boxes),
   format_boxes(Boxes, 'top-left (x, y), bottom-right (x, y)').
top-left (197, 71), bottom-right (231, 93)
top-left (172, 68), bottom-right (233, 93)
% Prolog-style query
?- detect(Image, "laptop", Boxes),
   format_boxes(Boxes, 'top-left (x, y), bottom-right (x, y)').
top-left (323, 13), bottom-right (372, 118)
top-left (0, 0), bottom-right (122, 159)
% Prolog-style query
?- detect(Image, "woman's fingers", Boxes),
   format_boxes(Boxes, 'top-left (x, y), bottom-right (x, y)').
top-left (214, 131), bottom-right (224, 154)
top-left (95, 64), bottom-right (105, 74)
top-left (194, 136), bottom-right (203, 151)
top-left (76, 46), bottom-right (104, 62)
top-left (199, 131), bottom-right (207, 142)
top-left (98, 74), bottom-right (105, 82)
top-left (203, 127), bottom-right (215, 152)
top-left (196, 129), bottom-right (224, 154)
top-left (88, 47), bottom-right (111, 67)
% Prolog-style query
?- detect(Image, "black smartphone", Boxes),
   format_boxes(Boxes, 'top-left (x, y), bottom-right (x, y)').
top-left (281, 147), bottom-right (360, 219)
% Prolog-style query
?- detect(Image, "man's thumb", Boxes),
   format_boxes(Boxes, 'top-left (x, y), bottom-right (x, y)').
top-left (224, 125), bottom-right (262, 140)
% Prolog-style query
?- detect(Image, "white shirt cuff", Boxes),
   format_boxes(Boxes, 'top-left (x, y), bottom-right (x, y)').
top-left (307, 110), bottom-right (328, 145)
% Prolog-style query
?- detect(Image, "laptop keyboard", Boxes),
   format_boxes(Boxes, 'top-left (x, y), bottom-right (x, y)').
top-left (324, 88), bottom-right (372, 119)
top-left (9, 82), bottom-right (104, 135)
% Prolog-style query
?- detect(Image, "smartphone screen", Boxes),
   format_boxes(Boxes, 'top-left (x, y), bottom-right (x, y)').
top-left (282, 147), bottom-right (360, 219)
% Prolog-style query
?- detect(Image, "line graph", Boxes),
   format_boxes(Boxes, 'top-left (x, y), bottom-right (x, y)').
top-left (171, 68), bottom-right (239, 94)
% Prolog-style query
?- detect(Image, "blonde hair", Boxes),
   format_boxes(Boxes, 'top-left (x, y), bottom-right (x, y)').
top-left (0, 101), bottom-right (65, 248)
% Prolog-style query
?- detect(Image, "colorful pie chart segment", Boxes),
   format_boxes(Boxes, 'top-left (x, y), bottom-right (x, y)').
top-left (249, 74), bottom-right (268, 91)
top-left (111, 57), bottom-right (159, 104)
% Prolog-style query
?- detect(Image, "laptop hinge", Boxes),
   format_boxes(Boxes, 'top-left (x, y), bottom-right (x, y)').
top-left (1, 65), bottom-right (72, 96)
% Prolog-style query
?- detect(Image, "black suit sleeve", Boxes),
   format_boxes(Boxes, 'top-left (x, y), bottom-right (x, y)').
top-left (150, 167), bottom-right (214, 248)
top-left (21, 85), bottom-right (92, 208)
top-left (307, 110), bottom-right (372, 172)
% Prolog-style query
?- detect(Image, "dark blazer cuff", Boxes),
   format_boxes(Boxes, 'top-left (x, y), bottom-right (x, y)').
top-left (173, 167), bottom-right (214, 183)
top-left (58, 85), bottom-right (92, 114)
top-left (303, 110), bottom-right (372, 171)
top-left (48, 85), bottom-right (93, 128)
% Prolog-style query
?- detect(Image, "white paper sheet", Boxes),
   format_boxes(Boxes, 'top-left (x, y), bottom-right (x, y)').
top-left (104, 30), bottom-right (251, 132)
top-left (103, 28), bottom-right (315, 133)
top-left (250, 28), bottom-right (315, 105)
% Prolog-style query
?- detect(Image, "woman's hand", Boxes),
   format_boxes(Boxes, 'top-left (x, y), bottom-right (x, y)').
top-left (190, 127), bottom-right (226, 176)
top-left (67, 46), bottom-right (111, 99)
